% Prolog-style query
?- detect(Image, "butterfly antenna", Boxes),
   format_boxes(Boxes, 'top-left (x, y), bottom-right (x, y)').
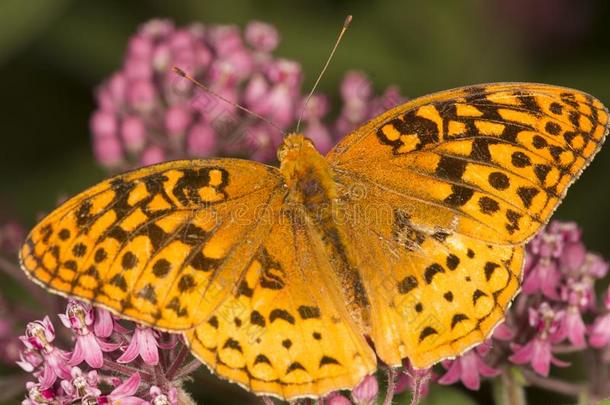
top-left (172, 67), bottom-right (285, 134)
top-left (295, 15), bottom-right (352, 133)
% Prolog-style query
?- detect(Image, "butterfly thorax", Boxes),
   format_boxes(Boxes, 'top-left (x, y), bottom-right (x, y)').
top-left (278, 134), bottom-right (371, 329)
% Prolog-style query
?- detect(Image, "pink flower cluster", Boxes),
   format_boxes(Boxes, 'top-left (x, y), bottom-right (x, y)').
top-left (17, 300), bottom-right (192, 404)
top-left (91, 19), bottom-right (404, 171)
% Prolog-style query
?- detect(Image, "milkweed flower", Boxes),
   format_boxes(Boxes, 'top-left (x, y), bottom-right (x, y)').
top-left (97, 372), bottom-right (147, 405)
top-left (59, 300), bottom-right (120, 368)
top-left (20, 317), bottom-right (71, 389)
top-left (351, 374), bottom-right (378, 405)
top-left (59, 367), bottom-right (102, 400)
top-left (438, 341), bottom-right (501, 390)
top-left (117, 325), bottom-right (176, 365)
top-left (90, 19), bottom-right (404, 171)
top-left (15, 301), bottom-right (195, 404)
top-left (508, 303), bottom-right (569, 376)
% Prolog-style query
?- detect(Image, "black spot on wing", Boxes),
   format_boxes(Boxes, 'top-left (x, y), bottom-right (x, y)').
top-left (297, 305), bottom-right (321, 319)
top-left (319, 356), bottom-right (341, 367)
top-left (398, 276), bottom-right (418, 294)
top-left (419, 326), bottom-right (438, 342)
top-left (254, 354), bottom-right (271, 365)
top-left (444, 185), bottom-right (474, 207)
top-left (223, 338), bottom-right (243, 353)
top-left (424, 263), bottom-right (445, 284)
top-left (451, 313), bottom-right (469, 329)
top-left (286, 362), bottom-right (306, 374)
top-left (269, 309), bottom-right (295, 324)
top-left (484, 262), bottom-right (500, 281)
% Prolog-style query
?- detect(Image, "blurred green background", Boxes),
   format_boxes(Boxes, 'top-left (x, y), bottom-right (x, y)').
top-left (0, 0), bottom-right (609, 403)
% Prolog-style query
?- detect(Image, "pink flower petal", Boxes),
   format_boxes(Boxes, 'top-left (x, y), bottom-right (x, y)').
top-left (93, 308), bottom-right (113, 338)
top-left (438, 361), bottom-right (461, 385)
top-left (81, 335), bottom-right (104, 368)
top-left (110, 372), bottom-right (141, 397)
top-left (530, 339), bottom-right (551, 377)
top-left (139, 330), bottom-right (160, 365)
top-left (117, 337), bottom-right (140, 364)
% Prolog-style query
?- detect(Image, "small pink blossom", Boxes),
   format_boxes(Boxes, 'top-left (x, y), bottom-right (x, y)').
top-left (438, 342), bottom-right (501, 390)
top-left (93, 135), bottom-right (123, 168)
top-left (97, 372), bottom-right (147, 405)
top-left (509, 336), bottom-right (569, 376)
top-left (351, 374), bottom-right (378, 404)
top-left (245, 21), bottom-right (280, 52)
top-left (93, 308), bottom-right (115, 338)
top-left (23, 381), bottom-right (57, 405)
top-left (117, 326), bottom-right (174, 365)
top-left (20, 317), bottom-right (71, 389)
top-left (394, 360), bottom-right (433, 398)
top-left (59, 300), bottom-right (119, 368)
top-left (16, 348), bottom-right (43, 372)
top-left (140, 145), bottom-right (166, 166)
top-left (150, 386), bottom-right (178, 405)
top-left (522, 256), bottom-right (560, 299)
top-left (60, 367), bottom-right (101, 400)
top-left (509, 304), bottom-right (569, 376)
top-left (324, 392), bottom-right (353, 405)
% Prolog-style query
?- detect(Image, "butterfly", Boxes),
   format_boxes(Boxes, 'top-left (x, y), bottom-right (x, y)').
top-left (20, 83), bottom-right (608, 400)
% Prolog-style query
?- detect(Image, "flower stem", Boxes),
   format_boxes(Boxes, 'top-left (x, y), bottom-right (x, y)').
top-left (522, 369), bottom-right (586, 398)
top-left (410, 374), bottom-right (422, 405)
top-left (552, 344), bottom-right (585, 354)
top-left (165, 342), bottom-right (191, 381)
top-left (383, 367), bottom-right (397, 405)
top-left (102, 358), bottom-right (153, 380)
top-left (173, 359), bottom-right (203, 380)
top-left (493, 369), bottom-right (525, 405)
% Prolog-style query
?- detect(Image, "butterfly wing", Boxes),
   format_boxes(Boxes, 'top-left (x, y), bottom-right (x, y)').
top-left (333, 169), bottom-right (523, 367)
top-left (20, 159), bottom-right (287, 330)
top-left (327, 84), bottom-right (608, 367)
top-left (328, 83), bottom-right (609, 244)
top-left (185, 204), bottom-right (376, 399)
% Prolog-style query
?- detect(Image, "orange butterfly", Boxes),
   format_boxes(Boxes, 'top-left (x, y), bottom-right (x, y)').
top-left (20, 82), bottom-right (608, 399)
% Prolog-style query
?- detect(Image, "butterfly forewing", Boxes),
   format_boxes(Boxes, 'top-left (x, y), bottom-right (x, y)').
top-left (20, 159), bottom-right (286, 330)
top-left (328, 83), bottom-right (609, 244)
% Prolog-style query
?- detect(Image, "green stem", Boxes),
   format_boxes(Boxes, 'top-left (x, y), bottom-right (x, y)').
top-left (493, 369), bottom-right (526, 405)
top-left (522, 369), bottom-right (587, 399)
top-left (383, 367), bottom-right (397, 405)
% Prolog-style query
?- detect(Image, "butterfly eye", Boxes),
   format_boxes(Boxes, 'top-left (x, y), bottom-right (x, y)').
top-left (302, 137), bottom-right (316, 149)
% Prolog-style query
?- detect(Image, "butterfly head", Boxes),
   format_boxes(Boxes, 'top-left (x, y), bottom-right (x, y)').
top-left (278, 133), bottom-right (335, 196)
top-left (277, 133), bottom-right (317, 163)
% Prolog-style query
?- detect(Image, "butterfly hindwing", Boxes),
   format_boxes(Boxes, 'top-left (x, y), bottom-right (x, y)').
top-left (20, 159), bottom-right (286, 330)
top-left (185, 205), bottom-right (376, 399)
top-left (333, 171), bottom-right (523, 367)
